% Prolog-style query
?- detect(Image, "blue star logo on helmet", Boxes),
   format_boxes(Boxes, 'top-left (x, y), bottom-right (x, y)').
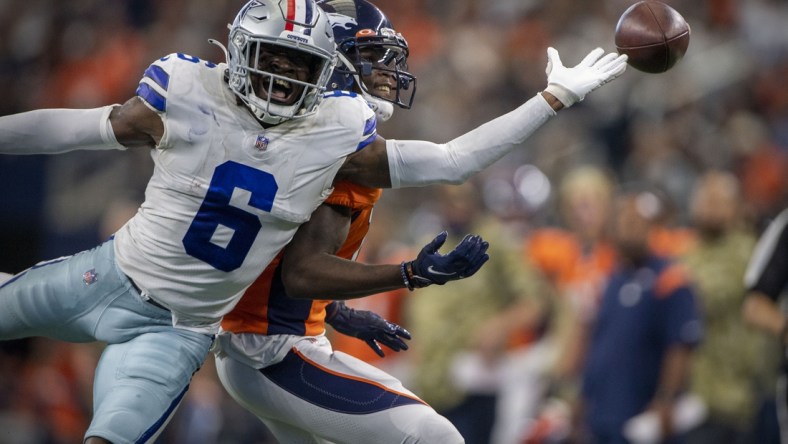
top-left (326, 13), bottom-right (357, 30)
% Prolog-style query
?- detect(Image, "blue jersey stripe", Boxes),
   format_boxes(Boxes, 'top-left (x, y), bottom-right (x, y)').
top-left (356, 115), bottom-right (377, 151)
top-left (260, 349), bottom-right (426, 414)
top-left (362, 115), bottom-right (376, 138)
top-left (143, 64), bottom-right (170, 91)
top-left (356, 133), bottom-right (376, 152)
top-left (136, 82), bottom-right (167, 112)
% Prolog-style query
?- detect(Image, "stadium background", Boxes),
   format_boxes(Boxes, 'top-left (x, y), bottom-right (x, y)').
top-left (0, 0), bottom-right (786, 442)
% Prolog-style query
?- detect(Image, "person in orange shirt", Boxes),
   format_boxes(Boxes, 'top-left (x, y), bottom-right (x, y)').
top-left (526, 166), bottom-right (618, 383)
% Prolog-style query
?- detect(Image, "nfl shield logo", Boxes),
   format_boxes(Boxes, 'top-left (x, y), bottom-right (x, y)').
top-left (254, 134), bottom-right (269, 151)
top-left (83, 269), bottom-right (98, 285)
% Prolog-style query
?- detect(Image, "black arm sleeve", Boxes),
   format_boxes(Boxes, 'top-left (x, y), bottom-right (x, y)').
top-left (745, 209), bottom-right (788, 301)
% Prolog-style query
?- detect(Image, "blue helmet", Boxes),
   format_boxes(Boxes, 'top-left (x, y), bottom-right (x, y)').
top-left (317, 0), bottom-right (416, 114)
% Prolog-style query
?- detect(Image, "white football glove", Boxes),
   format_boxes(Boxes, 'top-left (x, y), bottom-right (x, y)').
top-left (544, 47), bottom-right (628, 108)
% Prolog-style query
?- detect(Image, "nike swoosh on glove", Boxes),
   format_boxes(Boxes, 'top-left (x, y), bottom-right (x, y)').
top-left (403, 231), bottom-right (490, 289)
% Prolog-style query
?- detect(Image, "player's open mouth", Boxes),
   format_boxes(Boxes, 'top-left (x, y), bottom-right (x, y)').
top-left (262, 77), bottom-right (299, 105)
top-left (373, 82), bottom-right (394, 100)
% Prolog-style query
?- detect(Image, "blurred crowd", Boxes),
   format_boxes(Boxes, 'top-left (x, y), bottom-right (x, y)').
top-left (1, 0), bottom-right (787, 443)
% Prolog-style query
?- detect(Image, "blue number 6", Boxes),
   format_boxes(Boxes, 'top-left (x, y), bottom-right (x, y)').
top-left (183, 161), bottom-right (278, 272)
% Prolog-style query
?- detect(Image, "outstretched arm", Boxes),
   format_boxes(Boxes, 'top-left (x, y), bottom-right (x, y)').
top-left (0, 96), bottom-right (162, 155)
top-left (280, 202), bottom-right (399, 298)
top-left (336, 47), bottom-right (627, 189)
top-left (280, 203), bottom-right (489, 299)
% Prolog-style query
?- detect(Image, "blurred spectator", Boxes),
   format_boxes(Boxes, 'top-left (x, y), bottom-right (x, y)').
top-left (681, 171), bottom-right (776, 444)
top-left (642, 185), bottom-right (698, 260)
top-left (527, 166), bottom-right (618, 389)
top-left (574, 189), bottom-right (703, 444)
top-left (0, 340), bottom-right (99, 444)
top-left (406, 183), bottom-right (552, 444)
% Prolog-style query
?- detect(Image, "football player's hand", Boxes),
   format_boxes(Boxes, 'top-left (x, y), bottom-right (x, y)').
top-left (544, 47), bottom-right (628, 108)
top-left (403, 231), bottom-right (489, 289)
top-left (325, 301), bottom-right (411, 358)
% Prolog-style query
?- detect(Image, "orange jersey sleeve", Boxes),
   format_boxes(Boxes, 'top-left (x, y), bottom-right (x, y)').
top-left (325, 180), bottom-right (382, 209)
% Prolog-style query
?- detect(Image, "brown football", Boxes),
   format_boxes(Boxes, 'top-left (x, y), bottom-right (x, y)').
top-left (614, 1), bottom-right (690, 73)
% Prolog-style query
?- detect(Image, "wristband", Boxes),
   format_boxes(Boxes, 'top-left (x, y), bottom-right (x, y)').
top-left (404, 261), bottom-right (432, 289)
top-left (400, 261), bottom-right (414, 291)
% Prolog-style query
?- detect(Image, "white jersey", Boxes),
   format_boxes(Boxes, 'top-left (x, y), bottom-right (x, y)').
top-left (114, 53), bottom-right (376, 332)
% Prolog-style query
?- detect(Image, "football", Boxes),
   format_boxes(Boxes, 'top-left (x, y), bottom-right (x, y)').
top-left (614, 1), bottom-right (690, 73)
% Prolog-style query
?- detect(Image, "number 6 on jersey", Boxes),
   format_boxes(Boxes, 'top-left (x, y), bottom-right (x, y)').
top-left (183, 161), bottom-right (278, 272)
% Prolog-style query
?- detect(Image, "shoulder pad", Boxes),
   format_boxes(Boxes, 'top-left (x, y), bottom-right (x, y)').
top-left (135, 53), bottom-right (220, 113)
top-left (314, 90), bottom-right (377, 152)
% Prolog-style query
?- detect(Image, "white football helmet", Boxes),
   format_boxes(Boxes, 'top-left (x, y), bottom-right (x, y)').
top-left (225, 0), bottom-right (337, 125)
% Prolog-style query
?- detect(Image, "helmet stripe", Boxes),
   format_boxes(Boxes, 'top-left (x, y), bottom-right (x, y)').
top-left (285, 0), bottom-right (296, 31)
top-left (303, 0), bottom-right (313, 26)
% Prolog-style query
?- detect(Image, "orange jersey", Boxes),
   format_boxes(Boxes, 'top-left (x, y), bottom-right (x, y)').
top-left (222, 181), bottom-right (382, 336)
top-left (648, 226), bottom-right (698, 259)
top-left (526, 228), bottom-right (617, 299)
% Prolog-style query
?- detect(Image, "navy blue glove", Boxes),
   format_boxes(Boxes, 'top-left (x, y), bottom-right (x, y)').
top-left (402, 231), bottom-right (490, 290)
top-left (325, 301), bottom-right (411, 358)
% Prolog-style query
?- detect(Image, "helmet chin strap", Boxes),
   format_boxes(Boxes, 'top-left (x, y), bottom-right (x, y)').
top-left (336, 52), bottom-right (394, 122)
top-left (364, 95), bottom-right (394, 122)
top-left (253, 105), bottom-right (289, 125)
top-left (353, 72), bottom-right (394, 122)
